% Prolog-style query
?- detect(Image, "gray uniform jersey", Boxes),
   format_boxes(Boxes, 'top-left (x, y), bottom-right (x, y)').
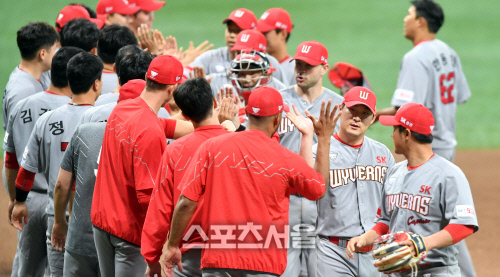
top-left (279, 86), bottom-right (344, 154)
top-left (61, 122), bottom-right (106, 258)
top-left (40, 70), bottom-right (51, 91)
top-left (377, 154), bottom-right (478, 267)
top-left (3, 67), bottom-right (47, 130)
top-left (280, 56), bottom-right (296, 87)
top-left (208, 72), bottom-right (287, 98)
top-left (95, 92), bottom-right (119, 106)
top-left (391, 39), bottom-right (471, 149)
top-left (314, 136), bottom-right (395, 237)
top-left (78, 101), bottom-right (170, 124)
top-left (189, 46), bottom-right (286, 85)
top-left (4, 91), bottom-right (71, 191)
top-left (21, 104), bottom-right (92, 215)
top-left (100, 72), bottom-right (118, 94)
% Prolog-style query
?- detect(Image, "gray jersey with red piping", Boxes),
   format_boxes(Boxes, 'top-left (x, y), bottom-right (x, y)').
top-left (377, 154), bottom-right (478, 267)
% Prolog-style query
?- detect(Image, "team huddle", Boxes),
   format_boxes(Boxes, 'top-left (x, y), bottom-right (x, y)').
top-left (3, 0), bottom-right (479, 277)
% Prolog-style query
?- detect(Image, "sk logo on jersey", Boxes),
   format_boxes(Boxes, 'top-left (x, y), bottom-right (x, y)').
top-left (301, 45), bottom-right (311, 54)
top-left (241, 34), bottom-right (250, 43)
top-left (359, 91), bottom-right (369, 100)
top-left (235, 10), bottom-right (245, 17)
top-left (329, 153), bottom-right (338, 161)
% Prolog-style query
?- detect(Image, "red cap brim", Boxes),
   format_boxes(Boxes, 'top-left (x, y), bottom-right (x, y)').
top-left (379, 115), bottom-right (400, 126)
top-left (139, 1), bottom-right (165, 12)
top-left (344, 100), bottom-right (375, 114)
top-left (115, 5), bottom-right (141, 15)
top-left (291, 56), bottom-right (322, 66)
top-left (89, 18), bottom-right (105, 29)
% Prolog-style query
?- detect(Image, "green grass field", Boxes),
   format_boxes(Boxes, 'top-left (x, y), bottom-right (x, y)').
top-left (1, 0), bottom-right (499, 149)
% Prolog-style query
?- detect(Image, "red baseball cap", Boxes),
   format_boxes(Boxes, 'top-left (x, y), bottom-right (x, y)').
top-left (293, 41), bottom-right (328, 66)
top-left (56, 5), bottom-right (105, 32)
top-left (379, 103), bottom-right (435, 135)
top-left (257, 8), bottom-right (293, 33)
top-left (222, 8), bottom-right (257, 30)
top-left (246, 87), bottom-right (289, 117)
top-left (231, 29), bottom-right (267, 52)
top-left (342, 86), bottom-right (376, 114)
top-left (118, 79), bottom-right (146, 102)
top-left (146, 55), bottom-right (186, 85)
top-left (128, 0), bottom-right (165, 12)
top-left (96, 0), bottom-right (140, 15)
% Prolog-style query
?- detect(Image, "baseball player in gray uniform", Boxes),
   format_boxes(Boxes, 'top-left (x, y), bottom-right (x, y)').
top-left (51, 122), bottom-right (106, 277)
top-left (11, 52), bottom-right (103, 276)
top-left (188, 8), bottom-right (285, 85)
top-left (94, 44), bottom-right (143, 106)
top-left (209, 50), bottom-right (286, 99)
top-left (279, 41), bottom-right (343, 277)
top-left (375, 2), bottom-right (474, 275)
top-left (4, 47), bottom-right (83, 277)
top-left (257, 8), bottom-right (295, 86)
top-left (312, 87), bottom-right (395, 277)
top-left (3, 22), bottom-right (58, 131)
top-left (347, 103), bottom-right (479, 277)
top-left (97, 24), bottom-right (138, 94)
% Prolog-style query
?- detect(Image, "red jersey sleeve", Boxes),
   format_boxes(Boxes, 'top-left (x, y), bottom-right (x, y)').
top-left (179, 142), bottom-right (208, 202)
top-left (141, 148), bottom-right (176, 264)
top-left (158, 118), bottom-right (177, 139)
top-left (285, 151), bottom-right (325, 201)
top-left (133, 132), bottom-right (166, 206)
top-left (5, 152), bottom-right (20, 169)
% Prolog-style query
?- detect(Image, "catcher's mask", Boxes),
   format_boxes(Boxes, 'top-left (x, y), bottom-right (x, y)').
top-left (228, 49), bottom-right (273, 102)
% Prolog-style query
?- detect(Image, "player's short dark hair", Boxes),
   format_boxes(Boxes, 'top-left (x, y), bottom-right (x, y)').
top-left (146, 78), bottom-right (168, 91)
top-left (173, 78), bottom-right (214, 123)
top-left (69, 3), bottom-right (97, 18)
top-left (61, 18), bottom-right (100, 52)
top-left (67, 52), bottom-right (103, 95)
top-left (17, 22), bottom-right (59, 61)
top-left (97, 24), bottom-right (137, 64)
top-left (411, 0), bottom-right (444, 33)
top-left (115, 45), bottom-right (143, 77)
top-left (397, 125), bottom-right (433, 144)
top-left (275, 29), bottom-right (291, 42)
top-left (118, 51), bottom-right (154, 85)
top-left (51, 47), bottom-right (85, 88)
top-left (248, 114), bottom-right (277, 123)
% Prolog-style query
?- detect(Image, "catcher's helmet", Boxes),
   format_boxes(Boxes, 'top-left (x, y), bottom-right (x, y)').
top-left (228, 49), bottom-right (273, 102)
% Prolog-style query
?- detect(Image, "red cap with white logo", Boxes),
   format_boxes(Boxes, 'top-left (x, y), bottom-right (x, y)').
top-left (342, 86), bottom-right (376, 114)
top-left (146, 55), bottom-right (186, 85)
top-left (96, 0), bottom-right (140, 15)
top-left (56, 5), bottom-right (105, 32)
top-left (257, 8), bottom-right (293, 33)
top-left (222, 8), bottom-right (257, 30)
top-left (118, 79), bottom-right (146, 102)
top-left (246, 87), bottom-right (289, 117)
top-left (379, 103), bottom-right (435, 135)
top-left (128, 0), bottom-right (165, 12)
top-left (231, 29), bottom-right (267, 52)
top-left (292, 41), bottom-right (328, 66)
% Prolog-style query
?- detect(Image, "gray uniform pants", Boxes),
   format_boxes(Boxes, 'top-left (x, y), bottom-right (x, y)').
top-left (93, 225), bottom-right (147, 277)
top-left (10, 191), bottom-right (49, 277)
top-left (281, 194), bottom-right (317, 277)
top-left (316, 237), bottom-right (379, 277)
top-left (202, 268), bottom-right (277, 277)
top-left (64, 250), bottom-right (100, 277)
top-left (389, 265), bottom-right (460, 277)
top-left (47, 215), bottom-right (65, 276)
top-left (433, 147), bottom-right (476, 277)
top-left (174, 248), bottom-right (202, 277)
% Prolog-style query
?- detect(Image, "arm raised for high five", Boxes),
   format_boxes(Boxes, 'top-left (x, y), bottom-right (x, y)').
top-left (306, 100), bottom-right (341, 195)
top-left (286, 104), bottom-right (314, 167)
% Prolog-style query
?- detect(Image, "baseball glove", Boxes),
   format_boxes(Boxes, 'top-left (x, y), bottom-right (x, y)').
top-left (372, 231), bottom-right (427, 276)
